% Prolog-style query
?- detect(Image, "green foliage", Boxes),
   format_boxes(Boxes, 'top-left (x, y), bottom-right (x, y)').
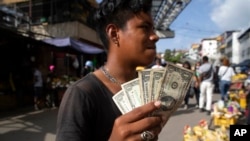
top-left (164, 49), bottom-right (172, 61)
top-left (163, 49), bottom-right (184, 63)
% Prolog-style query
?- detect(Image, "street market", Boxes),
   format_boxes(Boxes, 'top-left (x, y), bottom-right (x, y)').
top-left (0, 0), bottom-right (250, 141)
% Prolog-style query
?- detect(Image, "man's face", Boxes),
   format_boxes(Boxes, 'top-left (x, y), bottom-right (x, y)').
top-left (118, 11), bottom-right (159, 67)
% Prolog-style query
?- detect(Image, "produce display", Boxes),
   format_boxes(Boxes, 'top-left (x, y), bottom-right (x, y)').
top-left (183, 73), bottom-right (249, 141)
top-left (211, 100), bottom-right (241, 128)
top-left (183, 120), bottom-right (229, 141)
top-left (231, 73), bottom-right (248, 82)
top-left (229, 89), bottom-right (247, 110)
top-left (229, 73), bottom-right (248, 110)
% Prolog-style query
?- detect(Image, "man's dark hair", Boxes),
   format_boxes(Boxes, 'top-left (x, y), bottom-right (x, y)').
top-left (183, 61), bottom-right (191, 70)
top-left (202, 56), bottom-right (209, 62)
top-left (93, 0), bottom-right (153, 51)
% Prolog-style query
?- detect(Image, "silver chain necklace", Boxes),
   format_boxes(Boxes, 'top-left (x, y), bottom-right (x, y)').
top-left (101, 66), bottom-right (122, 85)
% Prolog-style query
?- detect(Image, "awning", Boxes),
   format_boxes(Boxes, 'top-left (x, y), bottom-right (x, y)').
top-left (43, 37), bottom-right (104, 54)
top-left (152, 0), bottom-right (191, 38)
top-left (234, 59), bottom-right (250, 67)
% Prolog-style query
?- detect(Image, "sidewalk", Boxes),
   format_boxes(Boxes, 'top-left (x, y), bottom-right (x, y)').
top-left (0, 106), bottom-right (36, 119)
top-left (0, 93), bottom-right (245, 141)
top-left (0, 107), bottom-right (58, 141)
top-left (159, 93), bottom-right (220, 141)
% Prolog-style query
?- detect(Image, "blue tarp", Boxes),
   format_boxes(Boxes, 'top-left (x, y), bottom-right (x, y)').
top-left (43, 37), bottom-right (104, 54)
top-left (234, 59), bottom-right (250, 67)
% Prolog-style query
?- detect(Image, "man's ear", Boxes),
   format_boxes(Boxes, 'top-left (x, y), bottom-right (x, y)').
top-left (106, 24), bottom-right (119, 46)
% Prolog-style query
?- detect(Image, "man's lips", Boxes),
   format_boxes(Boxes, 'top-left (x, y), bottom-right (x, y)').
top-left (147, 46), bottom-right (156, 49)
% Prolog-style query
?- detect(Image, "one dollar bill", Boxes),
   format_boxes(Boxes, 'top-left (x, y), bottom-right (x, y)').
top-left (155, 63), bottom-right (194, 126)
top-left (121, 78), bottom-right (142, 109)
top-left (138, 69), bottom-right (151, 104)
top-left (112, 90), bottom-right (132, 114)
top-left (148, 68), bottom-right (165, 102)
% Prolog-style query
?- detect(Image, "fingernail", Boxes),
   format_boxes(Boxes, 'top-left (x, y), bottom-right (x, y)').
top-left (154, 101), bottom-right (161, 107)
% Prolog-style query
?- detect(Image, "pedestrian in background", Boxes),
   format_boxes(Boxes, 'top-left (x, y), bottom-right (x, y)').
top-left (33, 64), bottom-right (43, 110)
top-left (45, 68), bottom-right (57, 108)
top-left (194, 61), bottom-right (201, 77)
top-left (81, 60), bottom-right (94, 77)
top-left (192, 67), bottom-right (200, 108)
top-left (213, 65), bottom-right (220, 93)
top-left (56, 0), bottom-right (163, 141)
top-left (151, 58), bottom-right (164, 69)
top-left (246, 83), bottom-right (250, 125)
top-left (182, 61), bottom-right (192, 109)
top-left (192, 61), bottom-right (201, 107)
top-left (198, 56), bottom-right (215, 115)
top-left (218, 57), bottom-right (235, 101)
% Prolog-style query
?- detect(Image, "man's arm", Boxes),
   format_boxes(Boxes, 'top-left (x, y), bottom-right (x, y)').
top-left (198, 73), bottom-right (203, 85)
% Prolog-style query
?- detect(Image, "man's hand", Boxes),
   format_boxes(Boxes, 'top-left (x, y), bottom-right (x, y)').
top-left (109, 101), bottom-right (163, 141)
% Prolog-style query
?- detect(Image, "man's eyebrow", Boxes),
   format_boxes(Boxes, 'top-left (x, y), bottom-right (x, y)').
top-left (141, 20), bottom-right (153, 26)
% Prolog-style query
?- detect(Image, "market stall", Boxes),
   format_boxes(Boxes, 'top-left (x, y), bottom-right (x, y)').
top-left (204, 72), bottom-right (249, 132)
top-left (229, 73), bottom-right (248, 110)
top-left (210, 100), bottom-right (241, 129)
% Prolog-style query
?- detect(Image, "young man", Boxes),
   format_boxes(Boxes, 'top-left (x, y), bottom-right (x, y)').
top-left (198, 56), bottom-right (215, 115)
top-left (56, 0), bottom-right (163, 141)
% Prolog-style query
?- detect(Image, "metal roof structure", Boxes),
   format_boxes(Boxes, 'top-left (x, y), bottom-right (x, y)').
top-left (152, 0), bottom-right (191, 38)
top-left (0, 0), bottom-right (192, 39)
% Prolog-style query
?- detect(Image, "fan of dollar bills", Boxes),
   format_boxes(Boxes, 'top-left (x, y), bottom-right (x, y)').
top-left (113, 63), bottom-right (194, 124)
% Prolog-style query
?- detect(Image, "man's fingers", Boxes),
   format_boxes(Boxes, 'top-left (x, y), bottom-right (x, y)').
top-left (121, 101), bottom-right (161, 123)
top-left (130, 116), bottom-right (162, 133)
top-left (112, 101), bottom-right (162, 140)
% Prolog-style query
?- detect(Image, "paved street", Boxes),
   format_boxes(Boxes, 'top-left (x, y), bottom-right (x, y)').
top-left (0, 94), bottom-right (221, 141)
top-left (0, 107), bottom-right (57, 141)
top-left (159, 101), bottom-right (212, 141)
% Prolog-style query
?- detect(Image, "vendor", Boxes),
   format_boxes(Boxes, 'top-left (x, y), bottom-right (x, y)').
top-left (246, 91), bottom-right (250, 125)
top-left (245, 69), bottom-right (250, 87)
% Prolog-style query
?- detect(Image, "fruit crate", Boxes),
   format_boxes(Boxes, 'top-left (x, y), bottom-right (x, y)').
top-left (213, 115), bottom-right (237, 128)
top-left (229, 90), bottom-right (247, 110)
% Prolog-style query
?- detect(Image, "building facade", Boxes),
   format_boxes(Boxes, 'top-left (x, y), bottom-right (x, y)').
top-left (238, 28), bottom-right (250, 64)
top-left (188, 43), bottom-right (201, 61)
top-left (200, 38), bottom-right (221, 63)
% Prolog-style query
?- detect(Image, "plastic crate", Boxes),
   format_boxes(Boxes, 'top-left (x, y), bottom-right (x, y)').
top-left (229, 93), bottom-right (239, 102)
top-left (213, 116), bottom-right (237, 128)
top-left (239, 98), bottom-right (247, 110)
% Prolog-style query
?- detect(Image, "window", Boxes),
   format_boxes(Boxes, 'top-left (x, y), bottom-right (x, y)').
top-left (227, 40), bottom-right (232, 48)
top-left (248, 47), bottom-right (250, 55)
top-left (241, 50), bottom-right (245, 57)
top-left (239, 32), bottom-right (250, 43)
top-left (227, 51), bottom-right (232, 58)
